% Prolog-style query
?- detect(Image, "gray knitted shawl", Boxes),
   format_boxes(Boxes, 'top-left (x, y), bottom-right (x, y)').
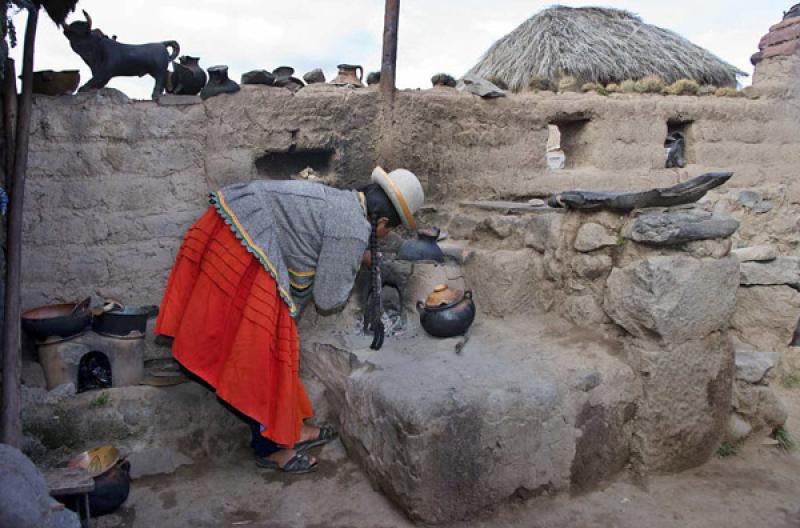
top-left (211, 180), bottom-right (370, 317)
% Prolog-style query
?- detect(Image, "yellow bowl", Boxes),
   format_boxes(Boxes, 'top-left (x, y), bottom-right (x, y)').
top-left (68, 445), bottom-right (121, 478)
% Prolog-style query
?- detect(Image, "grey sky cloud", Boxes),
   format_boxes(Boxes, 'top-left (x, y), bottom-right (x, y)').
top-left (10, 0), bottom-right (786, 99)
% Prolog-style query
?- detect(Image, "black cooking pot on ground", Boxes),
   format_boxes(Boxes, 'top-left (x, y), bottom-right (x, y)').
top-left (21, 298), bottom-right (92, 339)
top-left (398, 227), bottom-right (445, 263)
top-left (416, 285), bottom-right (476, 338)
top-left (92, 301), bottom-right (159, 337)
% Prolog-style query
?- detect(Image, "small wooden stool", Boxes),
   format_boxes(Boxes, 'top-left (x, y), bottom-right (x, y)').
top-left (44, 467), bottom-right (95, 528)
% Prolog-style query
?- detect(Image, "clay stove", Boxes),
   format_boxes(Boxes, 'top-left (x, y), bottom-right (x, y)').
top-left (37, 331), bottom-right (144, 391)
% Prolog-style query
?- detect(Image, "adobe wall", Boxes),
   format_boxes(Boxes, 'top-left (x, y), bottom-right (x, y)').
top-left (18, 55), bottom-right (800, 309)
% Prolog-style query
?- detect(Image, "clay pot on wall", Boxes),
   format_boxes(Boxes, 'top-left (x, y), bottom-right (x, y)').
top-left (200, 65), bottom-right (240, 100)
top-left (330, 64), bottom-right (364, 87)
top-left (169, 56), bottom-right (207, 96)
top-left (30, 70), bottom-right (80, 96)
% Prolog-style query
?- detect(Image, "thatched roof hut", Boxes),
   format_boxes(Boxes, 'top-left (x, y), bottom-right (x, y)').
top-left (468, 6), bottom-right (745, 92)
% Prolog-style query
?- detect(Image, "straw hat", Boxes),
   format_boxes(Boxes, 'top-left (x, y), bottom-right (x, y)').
top-left (371, 167), bottom-right (424, 231)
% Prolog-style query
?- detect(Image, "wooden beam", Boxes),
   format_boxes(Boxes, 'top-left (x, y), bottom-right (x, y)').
top-left (4, 59), bottom-right (17, 192)
top-left (380, 0), bottom-right (400, 99)
top-left (2, 4), bottom-right (38, 448)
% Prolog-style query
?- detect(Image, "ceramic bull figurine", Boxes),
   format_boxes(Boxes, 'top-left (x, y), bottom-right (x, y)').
top-left (63, 11), bottom-right (180, 100)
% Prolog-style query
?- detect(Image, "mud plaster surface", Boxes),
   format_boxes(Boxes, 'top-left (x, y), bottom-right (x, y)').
top-left (93, 385), bottom-right (800, 528)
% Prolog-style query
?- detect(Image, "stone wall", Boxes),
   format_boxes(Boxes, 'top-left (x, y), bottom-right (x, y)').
top-left (15, 53), bottom-right (800, 311)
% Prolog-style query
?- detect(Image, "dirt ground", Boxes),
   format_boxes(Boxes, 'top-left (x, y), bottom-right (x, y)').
top-left (94, 386), bottom-right (800, 528)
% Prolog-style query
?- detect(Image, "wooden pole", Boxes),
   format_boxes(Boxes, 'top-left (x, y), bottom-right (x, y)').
top-left (379, 0), bottom-right (400, 100)
top-left (4, 58), bottom-right (18, 192)
top-left (2, 4), bottom-right (38, 448)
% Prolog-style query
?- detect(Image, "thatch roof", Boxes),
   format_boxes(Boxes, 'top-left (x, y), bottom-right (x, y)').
top-left (468, 6), bottom-right (745, 91)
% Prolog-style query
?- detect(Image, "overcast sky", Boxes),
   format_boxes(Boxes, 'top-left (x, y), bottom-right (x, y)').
top-left (9, 0), bottom-right (790, 99)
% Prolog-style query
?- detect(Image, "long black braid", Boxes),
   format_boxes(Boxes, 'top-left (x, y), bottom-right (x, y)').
top-left (360, 183), bottom-right (401, 351)
top-left (367, 215), bottom-right (384, 350)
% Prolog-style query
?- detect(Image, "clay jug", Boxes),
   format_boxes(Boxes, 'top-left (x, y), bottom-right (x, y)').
top-left (169, 56), bottom-right (207, 96)
top-left (331, 64), bottom-right (364, 87)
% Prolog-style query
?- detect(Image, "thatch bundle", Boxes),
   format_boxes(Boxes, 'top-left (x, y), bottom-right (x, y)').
top-left (468, 6), bottom-right (745, 92)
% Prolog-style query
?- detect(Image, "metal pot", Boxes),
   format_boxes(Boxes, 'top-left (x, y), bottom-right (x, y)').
top-left (398, 227), bottom-right (445, 263)
top-left (21, 298), bottom-right (91, 339)
top-left (92, 301), bottom-right (159, 337)
top-left (416, 285), bottom-right (475, 338)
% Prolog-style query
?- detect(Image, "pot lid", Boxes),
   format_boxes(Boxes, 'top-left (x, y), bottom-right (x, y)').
top-left (68, 445), bottom-right (121, 478)
top-left (423, 284), bottom-right (464, 309)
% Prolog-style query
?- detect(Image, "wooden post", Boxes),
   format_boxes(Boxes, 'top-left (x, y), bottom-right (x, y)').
top-left (380, 0), bottom-right (400, 100)
top-left (2, 4), bottom-right (38, 448)
top-left (4, 58), bottom-right (17, 192)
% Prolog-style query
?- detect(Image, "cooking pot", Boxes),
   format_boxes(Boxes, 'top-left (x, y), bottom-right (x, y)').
top-left (92, 300), bottom-right (159, 337)
top-left (67, 446), bottom-right (130, 516)
top-left (416, 285), bottom-right (475, 338)
top-left (398, 227), bottom-right (445, 263)
top-left (21, 298), bottom-right (91, 339)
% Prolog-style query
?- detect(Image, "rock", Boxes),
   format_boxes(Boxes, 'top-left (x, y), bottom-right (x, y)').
top-left (157, 95), bottom-right (201, 106)
top-left (734, 341), bottom-right (779, 384)
top-left (484, 216), bottom-right (515, 239)
top-left (726, 414), bottom-right (752, 442)
top-left (21, 361), bottom-right (47, 389)
top-left (753, 200), bottom-right (775, 214)
top-left (574, 222), bottom-right (618, 252)
top-left (527, 198), bottom-right (546, 207)
top-left (302, 68), bottom-right (326, 84)
top-left (628, 332), bottom-right (733, 472)
top-left (457, 73), bottom-right (506, 98)
top-left (732, 245), bottom-right (778, 262)
top-left (734, 382), bottom-right (788, 430)
top-left (571, 254), bottom-right (613, 280)
top-left (0, 445), bottom-right (81, 528)
top-left (624, 208), bottom-right (739, 246)
top-left (684, 238), bottom-right (732, 259)
top-left (127, 447), bottom-right (193, 479)
top-left (241, 69), bottom-right (276, 86)
top-left (739, 257), bottom-right (800, 287)
top-left (524, 213), bottom-right (563, 253)
top-left (464, 250), bottom-right (539, 316)
top-left (563, 295), bottom-right (610, 325)
top-left (574, 371), bottom-right (602, 392)
top-left (604, 255), bottom-right (739, 343)
top-left (732, 285), bottom-right (800, 350)
top-left (46, 382), bottom-right (76, 402)
top-left (737, 190), bottom-right (762, 209)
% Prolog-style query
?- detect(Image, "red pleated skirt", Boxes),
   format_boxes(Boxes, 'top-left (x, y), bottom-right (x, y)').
top-left (155, 207), bottom-right (312, 447)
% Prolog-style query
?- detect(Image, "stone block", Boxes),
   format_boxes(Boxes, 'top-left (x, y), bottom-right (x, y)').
top-left (127, 448), bottom-right (193, 480)
top-left (734, 340), bottom-right (779, 384)
top-left (604, 255), bottom-right (739, 343)
top-left (463, 249), bottom-right (539, 316)
top-left (524, 213), bottom-right (563, 253)
top-left (733, 382), bottom-right (788, 430)
top-left (739, 257), bottom-right (800, 287)
top-left (732, 285), bottom-right (800, 351)
top-left (732, 245), bottom-right (778, 262)
top-left (623, 208), bottom-right (739, 246)
top-left (627, 333), bottom-right (734, 472)
top-left (571, 253), bottom-right (613, 280)
top-left (574, 222), bottom-right (618, 252)
top-left (725, 413), bottom-right (752, 443)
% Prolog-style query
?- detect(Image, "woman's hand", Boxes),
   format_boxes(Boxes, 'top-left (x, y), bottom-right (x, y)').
top-left (361, 250), bottom-right (371, 268)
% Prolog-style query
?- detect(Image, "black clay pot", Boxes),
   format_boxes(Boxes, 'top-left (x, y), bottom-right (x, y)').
top-left (201, 65), bottom-right (241, 100)
top-left (89, 460), bottom-right (131, 516)
top-left (416, 286), bottom-right (475, 338)
top-left (21, 298), bottom-right (91, 339)
top-left (169, 56), bottom-right (207, 96)
top-left (92, 304), bottom-right (159, 337)
top-left (398, 227), bottom-right (445, 263)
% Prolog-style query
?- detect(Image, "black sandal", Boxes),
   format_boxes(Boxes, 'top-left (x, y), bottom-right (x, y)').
top-left (255, 452), bottom-right (317, 474)
top-left (295, 425), bottom-right (338, 452)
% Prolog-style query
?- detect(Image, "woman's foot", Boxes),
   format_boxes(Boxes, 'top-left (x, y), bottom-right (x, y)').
top-left (256, 449), bottom-right (317, 474)
top-left (296, 424), bottom-right (338, 452)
